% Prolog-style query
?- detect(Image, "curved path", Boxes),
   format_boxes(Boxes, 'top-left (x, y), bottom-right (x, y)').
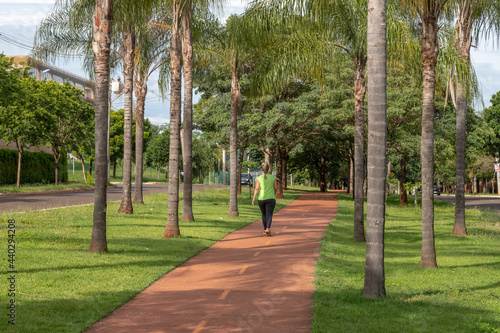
top-left (85, 192), bottom-right (338, 333)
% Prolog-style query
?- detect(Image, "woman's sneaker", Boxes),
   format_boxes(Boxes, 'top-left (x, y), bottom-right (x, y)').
top-left (265, 228), bottom-right (271, 236)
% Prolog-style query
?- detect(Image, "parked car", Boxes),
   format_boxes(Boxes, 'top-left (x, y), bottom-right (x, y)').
top-left (240, 173), bottom-right (253, 186)
top-left (415, 186), bottom-right (441, 195)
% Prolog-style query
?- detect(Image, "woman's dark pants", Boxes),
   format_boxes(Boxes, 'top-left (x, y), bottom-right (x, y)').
top-left (258, 199), bottom-right (276, 230)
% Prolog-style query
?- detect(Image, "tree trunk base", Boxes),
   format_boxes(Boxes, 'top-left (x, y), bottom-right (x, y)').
top-left (88, 245), bottom-right (108, 253)
top-left (419, 260), bottom-right (437, 268)
top-left (452, 226), bottom-right (468, 236)
top-left (163, 229), bottom-right (180, 238)
top-left (118, 204), bottom-right (133, 214)
top-left (181, 214), bottom-right (194, 222)
top-left (133, 199), bottom-right (144, 205)
top-left (228, 210), bottom-right (239, 217)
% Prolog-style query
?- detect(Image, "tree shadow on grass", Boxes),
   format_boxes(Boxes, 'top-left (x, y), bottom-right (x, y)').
top-left (313, 288), bottom-right (500, 333)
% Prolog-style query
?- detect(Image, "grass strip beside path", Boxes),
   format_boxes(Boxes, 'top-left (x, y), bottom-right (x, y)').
top-left (313, 193), bottom-right (500, 333)
top-left (0, 189), bottom-right (301, 332)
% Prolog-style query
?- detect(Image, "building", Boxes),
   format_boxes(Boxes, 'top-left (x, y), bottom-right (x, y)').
top-left (9, 55), bottom-right (94, 104)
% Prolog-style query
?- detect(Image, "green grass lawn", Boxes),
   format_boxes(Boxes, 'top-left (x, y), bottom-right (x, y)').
top-left (0, 188), bottom-right (302, 332)
top-left (313, 194), bottom-right (500, 333)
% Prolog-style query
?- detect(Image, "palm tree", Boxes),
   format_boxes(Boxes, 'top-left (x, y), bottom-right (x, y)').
top-left (133, 22), bottom-right (171, 204)
top-left (196, 14), bottom-right (258, 217)
top-left (118, 21), bottom-right (135, 214)
top-left (451, 0), bottom-right (498, 236)
top-left (164, 0), bottom-right (183, 238)
top-left (181, 0), bottom-right (195, 221)
top-left (363, 0), bottom-right (387, 299)
top-left (402, 0), bottom-right (451, 268)
top-left (89, 0), bottom-right (113, 253)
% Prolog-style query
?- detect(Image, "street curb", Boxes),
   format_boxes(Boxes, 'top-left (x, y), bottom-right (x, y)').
top-left (0, 187), bottom-right (109, 198)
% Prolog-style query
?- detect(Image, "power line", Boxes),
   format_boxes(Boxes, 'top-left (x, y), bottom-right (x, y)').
top-left (0, 31), bottom-right (82, 59)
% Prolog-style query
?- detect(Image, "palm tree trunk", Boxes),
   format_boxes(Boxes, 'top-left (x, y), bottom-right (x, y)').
top-left (420, 17), bottom-right (439, 268)
top-left (118, 23), bottom-right (134, 214)
top-left (181, 6), bottom-right (194, 221)
top-left (453, 6), bottom-right (471, 236)
top-left (228, 66), bottom-right (240, 217)
top-left (354, 58), bottom-right (367, 242)
top-left (133, 67), bottom-right (147, 204)
top-left (454, 81), bottom-right (468, 235)
top-left (89, 0), bottom-right (112, 253)
top-left (164, 2), bottom-right (182, 238)
top-left (363, 0), bottom-right (387, 298)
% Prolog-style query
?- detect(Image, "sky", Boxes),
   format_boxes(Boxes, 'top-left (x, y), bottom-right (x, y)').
top-left (1, 0), bottom-right (500, 125)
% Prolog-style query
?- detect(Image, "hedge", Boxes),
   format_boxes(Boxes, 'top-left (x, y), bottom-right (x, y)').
top-left (0, 149), bottom-right (68, 185)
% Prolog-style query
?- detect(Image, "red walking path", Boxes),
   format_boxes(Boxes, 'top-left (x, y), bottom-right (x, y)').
top-left (85, 192), bottom-right (338, 333)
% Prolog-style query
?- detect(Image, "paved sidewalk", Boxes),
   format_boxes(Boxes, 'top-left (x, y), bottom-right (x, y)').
top-left (85, 192), bottom-right (338, 333)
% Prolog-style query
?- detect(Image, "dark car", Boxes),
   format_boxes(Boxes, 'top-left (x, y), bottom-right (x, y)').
top-left (240, 173), bottom-right (253, 186)
top-left (415, 186), bottom-right (441, 195)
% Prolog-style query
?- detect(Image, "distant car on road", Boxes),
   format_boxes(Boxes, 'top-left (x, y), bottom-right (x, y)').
top-left (416, 185), bottom-right (441, 195)
top-left (240, 173), bottom-right (253, 186)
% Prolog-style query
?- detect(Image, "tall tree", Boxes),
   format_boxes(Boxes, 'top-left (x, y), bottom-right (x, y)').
top-left (89, 0), bottom-right (113, 253)
top-left (181, 0), bottom-right (195, 221)
top-left (403, 0), bottom-right (450, 268)
top-left (118, 21), bottom-right (135, 214)
top-left (0, 64), bottom-right (43, 188)
top-left (451, 0), bottom-right (498, 236)
top-left (133, 23), bottom-right (171, 203)
top-left (197, 14), bottom-right (258, 217)
top-left (164, 0), bottom-right (183, 238)
top-left (37, 81), bottom-right (95, 186)
top-left (363, 0), bottom-right (388, 298)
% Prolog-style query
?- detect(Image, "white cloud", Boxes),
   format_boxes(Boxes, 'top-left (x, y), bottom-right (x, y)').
top-left (0, 1), bottom-right (54, 3)
top-left (0, 3), bottom-right (54, 27)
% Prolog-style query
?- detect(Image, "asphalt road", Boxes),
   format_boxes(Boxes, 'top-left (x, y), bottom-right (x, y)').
top-left (0, 183), bottom-right (226, 214)
top-left (435, 194), bottom-right (500, 212)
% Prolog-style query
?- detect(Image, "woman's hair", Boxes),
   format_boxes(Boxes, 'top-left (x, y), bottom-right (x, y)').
top-left (261, 162), bottom-right (270, 180)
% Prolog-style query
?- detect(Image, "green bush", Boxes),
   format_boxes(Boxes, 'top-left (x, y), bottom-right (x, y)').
top-left (0, 149), bottom-right (68, 185)
top-left (85, 171), bottom-right (93, 185)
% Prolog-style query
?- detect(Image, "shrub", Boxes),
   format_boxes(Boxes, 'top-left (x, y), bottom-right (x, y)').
top-left (0, 149), bottom-right (68, 185)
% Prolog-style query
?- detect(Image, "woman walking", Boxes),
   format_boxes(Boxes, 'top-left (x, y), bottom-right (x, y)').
top-left (252, 162), bottom-right (277, 236)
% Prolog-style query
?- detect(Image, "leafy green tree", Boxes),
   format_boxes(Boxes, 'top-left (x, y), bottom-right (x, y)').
top-left (0, 56), bottom-right (40, 188)
top-left (109, 109), bottom-right (125, 178)
top-left (386, 67), bottom-right (422, 206)
top-left (483, 92), bottom-right (500, 161)
top-left (146, 124), bottom-right (170, 179)
top-left (37, 80), bottom-right (95, 186)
